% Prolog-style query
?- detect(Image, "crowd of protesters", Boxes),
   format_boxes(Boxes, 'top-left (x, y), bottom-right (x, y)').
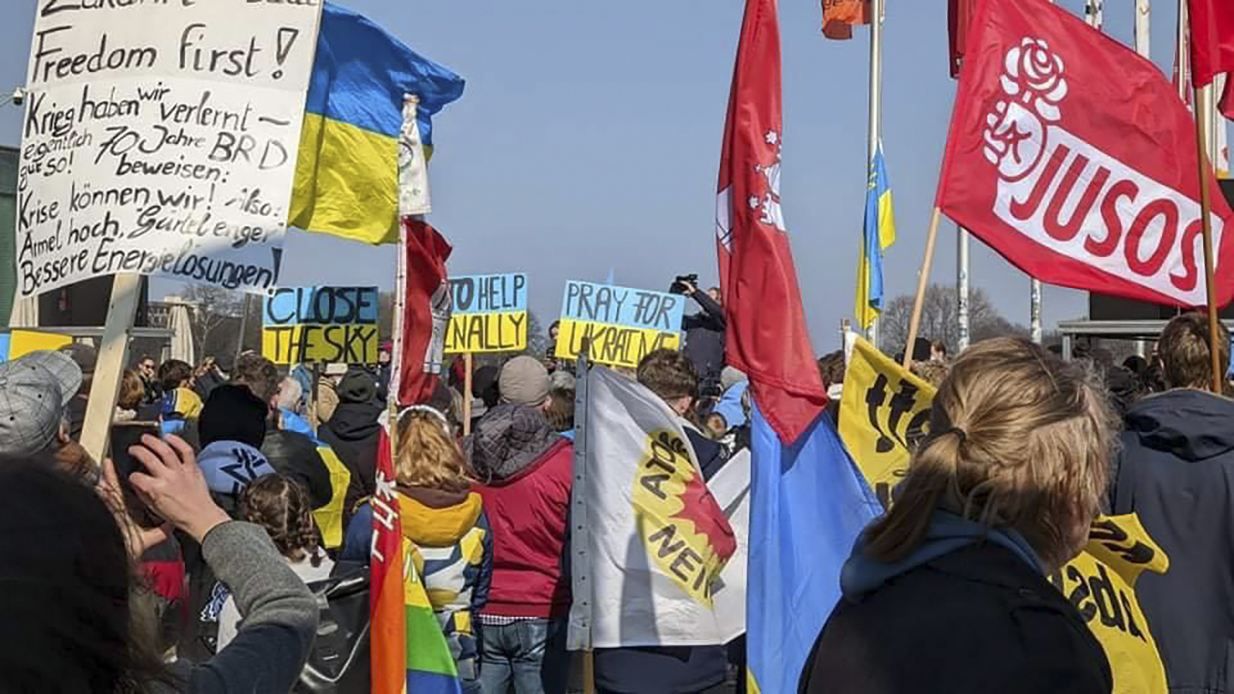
top-left (2, 305), bottom-right (1234, 693)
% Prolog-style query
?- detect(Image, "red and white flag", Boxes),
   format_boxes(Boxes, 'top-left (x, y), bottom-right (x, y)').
top-left (396, 218), bottom-right (452, 406)
top-left (715, 0), bottom-right (826, 444)
top-left (937, 0), bottom-right (1234, 308)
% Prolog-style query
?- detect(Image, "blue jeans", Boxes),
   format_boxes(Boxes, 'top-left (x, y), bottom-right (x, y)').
top-left (478, 618), bottom-right (568, 694)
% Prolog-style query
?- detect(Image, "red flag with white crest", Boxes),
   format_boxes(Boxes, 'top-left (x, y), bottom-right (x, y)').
top-left (715, 0), bottom-right (826, 444)
top-left (937, 0), bottom-right (1234, 308)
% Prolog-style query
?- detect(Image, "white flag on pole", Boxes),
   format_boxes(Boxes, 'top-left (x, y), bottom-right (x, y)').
top-left (570, 366), bottom-right (741, 649)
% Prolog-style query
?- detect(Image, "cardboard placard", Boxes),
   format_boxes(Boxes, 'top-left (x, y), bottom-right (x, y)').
top-left (261, 286), bottom-right (378, 364)
top-left (555, 281), bottom-right (683, 369)
top-left (17, 0), bottom-right (321, 298)
top-left (444, 273), bottom-right (528, 354)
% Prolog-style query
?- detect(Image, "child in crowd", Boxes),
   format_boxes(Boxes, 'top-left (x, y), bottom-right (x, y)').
top-left (216, 474), bottom-right (334, 650)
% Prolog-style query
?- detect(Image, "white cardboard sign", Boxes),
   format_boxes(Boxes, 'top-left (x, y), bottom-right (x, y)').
top-left (17, 0), bottom-right (323, 297)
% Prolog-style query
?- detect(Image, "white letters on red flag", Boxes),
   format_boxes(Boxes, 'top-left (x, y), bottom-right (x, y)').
top-left (715, 0), bottom-right (827, 444)
top-left (937, 0), bottom-right (1234, 308)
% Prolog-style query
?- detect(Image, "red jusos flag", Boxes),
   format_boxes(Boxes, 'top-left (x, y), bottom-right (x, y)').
top-left (715, 0), bottom-right (826, 444)
top-left (938, 0), bottom-right (1234, 308)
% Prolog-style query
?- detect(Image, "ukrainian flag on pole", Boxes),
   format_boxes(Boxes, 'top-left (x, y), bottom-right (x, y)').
top-left (855, 143), bottom-right (896, 330)
top-left (289, 2), bottom-right (464, 245)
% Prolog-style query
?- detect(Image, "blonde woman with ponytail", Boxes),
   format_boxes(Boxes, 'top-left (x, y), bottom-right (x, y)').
top-left (800, 338), bottom-right (1117, 694)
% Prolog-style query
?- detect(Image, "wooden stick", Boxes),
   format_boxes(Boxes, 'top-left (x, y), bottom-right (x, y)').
top-left (902, 207), bottom-right (943, 370)
top-left (1194, 83), bottom-right (1225, 394)
top-left (583, 650), bottom-right (596, 694)
top-left (462, 352), bottom-right (474, 436)
top-left (81, 273), bottom-right (142, 463)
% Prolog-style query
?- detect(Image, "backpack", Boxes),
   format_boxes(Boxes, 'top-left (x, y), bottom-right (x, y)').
top-left (295, 561), bottom-right (371, 694)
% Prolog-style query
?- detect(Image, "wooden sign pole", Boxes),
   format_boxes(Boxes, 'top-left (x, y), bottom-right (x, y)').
top-left (902, 207), bottom-right (943, 369)
top-left (80, 272), bottom-right (143, 463)
top-left (462, 352), bottom-right (474, 436)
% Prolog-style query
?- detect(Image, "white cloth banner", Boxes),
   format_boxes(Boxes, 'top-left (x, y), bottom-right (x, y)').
top-left (570, 365), bottom-right (739, 649)
top-left (708, 447), bottom-right (749, 642)
top-left (18, 0), bottom-right (321, 298)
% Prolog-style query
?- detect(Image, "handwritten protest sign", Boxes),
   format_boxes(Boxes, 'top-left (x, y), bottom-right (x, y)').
top-left (555, 281), bottom-right (684, 369)
top-left (838, 336), bottom-right (934, 508)
top-left (838, 336), bottom-right (1169, 693)
top-left (17, 0), bottom-right (321, 298)
top-left (261, 286), bottom-right (378, 365)
top-left (444, 273), bottom-right (527, 354)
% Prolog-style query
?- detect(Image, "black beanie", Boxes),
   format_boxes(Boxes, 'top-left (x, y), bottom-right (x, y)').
top-left (199, 385), bottom-right (268, 448)
top-left (338, 370), bottom-right (378, 404)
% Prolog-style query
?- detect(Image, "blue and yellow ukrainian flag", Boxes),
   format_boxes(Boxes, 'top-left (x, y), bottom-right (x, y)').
top-left (854, 143), bottom-right (896, 330)
top-left (289, 2), bottom-right (464, 245)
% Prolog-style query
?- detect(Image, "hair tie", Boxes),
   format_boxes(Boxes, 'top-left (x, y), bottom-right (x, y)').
top-left (944, 426), bottom-right (967, 444)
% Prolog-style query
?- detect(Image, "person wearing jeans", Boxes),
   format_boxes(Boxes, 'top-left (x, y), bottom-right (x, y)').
top-left (468, 357), bottom-right (574, 694)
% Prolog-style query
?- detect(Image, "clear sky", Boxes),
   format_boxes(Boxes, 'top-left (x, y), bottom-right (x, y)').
top-left (0, 0), bottom-right (1217, 352)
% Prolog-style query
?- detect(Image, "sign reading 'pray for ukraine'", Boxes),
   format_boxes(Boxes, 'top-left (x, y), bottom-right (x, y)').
top-left (555, 281), bottom-right (684, 369)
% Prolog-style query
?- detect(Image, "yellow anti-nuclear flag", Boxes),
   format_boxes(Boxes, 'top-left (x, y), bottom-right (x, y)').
top-left (839, 336), bottom-right (935, 509)
top-left (838, 335), bottom-right (1168, 694)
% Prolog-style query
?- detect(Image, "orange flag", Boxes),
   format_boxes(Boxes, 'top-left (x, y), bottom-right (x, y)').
top-left (822, 0), bottom-right (869, 40)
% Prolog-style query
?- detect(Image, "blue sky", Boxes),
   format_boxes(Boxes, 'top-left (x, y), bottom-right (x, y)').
top-left (0, 0), bottom-right (1213, 352)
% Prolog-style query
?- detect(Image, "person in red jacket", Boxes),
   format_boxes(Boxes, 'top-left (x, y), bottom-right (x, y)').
top-left (468, 356), bottom-right (572, 694)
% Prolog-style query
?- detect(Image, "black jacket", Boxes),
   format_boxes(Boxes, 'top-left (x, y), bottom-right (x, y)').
top-left (260, 428), bottom-right (333, 509)
top-left (319, 400), bottom-right (383, 517)
top-left (682, 290), bottom-right (726, 388)
top-left (1110, 389), bottom-right (1234, 693)
top-left (799, 543), bottom-right (1111, 694)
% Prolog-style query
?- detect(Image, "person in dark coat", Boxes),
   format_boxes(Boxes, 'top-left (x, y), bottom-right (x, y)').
top-left (800, 338), bottom-right (1115, 694)
top-left (229, 353), bottom-right (332, 509)
top-left (1110, 312), bottom-right (1234, 693)
top-left (319, 369), bottom-right (384, 518)
top-left (678, 279), bottom-right (726, 398)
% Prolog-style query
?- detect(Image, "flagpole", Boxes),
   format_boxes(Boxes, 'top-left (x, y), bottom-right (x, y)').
top-left (903, 207), bottom-right (942, 370)
top-left (1195, 82), bottom-right (1225, 394)
top-left (957, 226), bottom-right (970, 352)
top-left (1178, 0), bottom-right (1189, 102)
top-left (1135, 0), bottom-right (1150, 58)
top-left (865, 0), bottom-right (884, 348)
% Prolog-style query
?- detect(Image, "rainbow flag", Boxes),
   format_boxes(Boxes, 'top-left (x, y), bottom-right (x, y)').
top-left (290, 2), bottom-right (464, 245)
top-left (372, 429), bottom-right (462, 694)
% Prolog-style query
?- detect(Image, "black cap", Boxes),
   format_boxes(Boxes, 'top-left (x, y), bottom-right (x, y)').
top-left (199, 385), bottom-right (268, 448)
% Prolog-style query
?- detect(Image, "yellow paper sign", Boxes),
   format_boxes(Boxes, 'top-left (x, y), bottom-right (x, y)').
top-left (839, 337), bottom-right (1169, 694)
top-left (261, 324), bottom-right (378, 365)
top-left (6, 330), bottom-right (73, 360)
top-left (444, 273), bottom-right (528, 354)
top-left (838, 336), bottom-right (935, 508)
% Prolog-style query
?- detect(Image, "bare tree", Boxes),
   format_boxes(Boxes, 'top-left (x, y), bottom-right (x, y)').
top-left (181, 285), bottom-right (244, 361)
top-left (879, 284), bottom-right (1024, 357)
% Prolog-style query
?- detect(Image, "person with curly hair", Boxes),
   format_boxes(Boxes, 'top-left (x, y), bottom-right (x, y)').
top-left (216, 474), bottom-right (334, 650)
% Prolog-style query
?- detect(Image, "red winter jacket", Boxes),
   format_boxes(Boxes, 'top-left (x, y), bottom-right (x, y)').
top-left (474, 436), bottom-right (573, 619)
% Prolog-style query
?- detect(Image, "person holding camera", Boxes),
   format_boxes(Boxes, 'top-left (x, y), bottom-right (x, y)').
top-left (673, 275), bottom-right (727, 398)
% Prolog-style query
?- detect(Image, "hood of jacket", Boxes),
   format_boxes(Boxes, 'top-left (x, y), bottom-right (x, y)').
top-left (1123, 389), bottom-right (1234, 462)
top-left (326, 400), bottom-right (383, 443)
top-left (398, 486), bottom-right (483, 547)
top-left (840, 510), bottom-right (1042, 601)
top-left (466, 403), bottom-right (558, 483)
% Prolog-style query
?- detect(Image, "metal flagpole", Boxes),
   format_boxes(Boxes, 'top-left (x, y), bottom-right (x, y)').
top-left (1195, 82), bottom-right (1224, 394)
top-left (1178, 0), bottom-right (1189, 102)
top-left (865, 0), bottom-right (884, 348)
top-left (957, 226), bottom-right (970, 352)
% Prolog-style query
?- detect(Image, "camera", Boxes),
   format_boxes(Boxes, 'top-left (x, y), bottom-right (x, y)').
top-left (669, 273), bottom-right (699, 295)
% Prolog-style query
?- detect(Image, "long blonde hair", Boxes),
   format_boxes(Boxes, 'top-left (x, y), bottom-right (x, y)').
top-left (395, 408), bottom-right (472, 493)
top-left (865, 337), bottom-right (1116, 571)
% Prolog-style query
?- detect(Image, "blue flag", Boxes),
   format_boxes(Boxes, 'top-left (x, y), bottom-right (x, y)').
top-left (747, 405), bottom-right (882, 693)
